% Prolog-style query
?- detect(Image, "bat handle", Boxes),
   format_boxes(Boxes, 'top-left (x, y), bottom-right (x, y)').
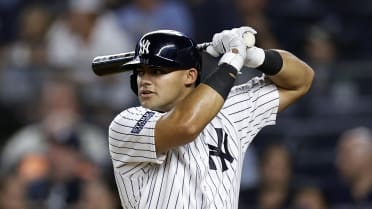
top-left (196, 42), bottom-right (211, 51)
top-left (92, 52), bottom-right (135, 76)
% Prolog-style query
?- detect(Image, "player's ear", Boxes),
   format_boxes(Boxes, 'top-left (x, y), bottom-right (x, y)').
top-left (185, 68), bottom-right (198, 86)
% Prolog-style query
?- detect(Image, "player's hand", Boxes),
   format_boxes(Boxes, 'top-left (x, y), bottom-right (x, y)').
top-left (217, 36), bottom-right (247, 71)
top-left (206, 26), bottom-right (257, 57)
top-left (244, 46), bottom-right (266, 68)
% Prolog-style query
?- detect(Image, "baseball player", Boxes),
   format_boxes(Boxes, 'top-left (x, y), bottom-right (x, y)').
top-left (108, 27), bottom-right (314, 209)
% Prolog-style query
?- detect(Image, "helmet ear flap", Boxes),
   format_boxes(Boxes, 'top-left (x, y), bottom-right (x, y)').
top-left (130, 72), bottom-right (138, 95)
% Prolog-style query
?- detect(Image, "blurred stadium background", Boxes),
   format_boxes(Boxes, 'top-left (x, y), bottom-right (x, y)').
top-left (0, 0), bottom-right (371, 209)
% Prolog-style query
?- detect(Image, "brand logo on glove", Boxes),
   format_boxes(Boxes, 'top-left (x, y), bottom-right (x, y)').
top-left (139, 39), bottom-right (151, 55)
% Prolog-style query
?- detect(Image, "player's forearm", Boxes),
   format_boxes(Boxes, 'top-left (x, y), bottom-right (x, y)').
top-left (155, 84), bottom-right (224, 154)
top-left (269, 50), bottom-right (314, 95)
top-left (156, 53), bottom-right (242, 154)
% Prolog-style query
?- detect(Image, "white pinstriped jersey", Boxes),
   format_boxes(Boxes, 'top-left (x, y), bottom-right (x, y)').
top-left (109, 75), bottom-right (279, 209)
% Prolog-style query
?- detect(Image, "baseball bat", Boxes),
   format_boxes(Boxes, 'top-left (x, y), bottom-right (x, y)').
top-left (92, 42), bottom-right (211, 76)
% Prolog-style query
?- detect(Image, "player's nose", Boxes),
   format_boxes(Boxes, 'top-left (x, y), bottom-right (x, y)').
top-left (138, 73), bottom-right (153, 87)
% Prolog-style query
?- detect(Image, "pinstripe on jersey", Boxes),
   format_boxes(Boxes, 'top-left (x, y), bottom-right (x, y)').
top-left (109, 75), bottom-right (279, 209)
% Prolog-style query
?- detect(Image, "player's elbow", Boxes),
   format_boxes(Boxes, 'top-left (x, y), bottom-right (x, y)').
top-left (299, 65), bottom-right (315, 96)
top-left (278, 64), bottom-right (315, 112)
top-left (286, 56), bottom-right (315, 96)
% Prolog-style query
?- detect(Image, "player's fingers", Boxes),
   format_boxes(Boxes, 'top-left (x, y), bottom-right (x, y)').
top-left (239, 26), bottom-right (257, 34)
top-left (212, 33), bottom-right (228, 53)
top-left (206, 46), bottom-right (221, 57)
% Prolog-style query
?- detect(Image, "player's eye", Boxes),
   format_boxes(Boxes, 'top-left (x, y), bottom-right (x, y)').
top-left (136, 67), bottom-right (171, 76)
top-left (137, 69), bottom-right (145, 76)
top-left (150, 68), bottom-right (168, 75)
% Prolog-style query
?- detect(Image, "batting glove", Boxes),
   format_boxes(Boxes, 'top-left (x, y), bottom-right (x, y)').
top-left (206, 26), bottom-right (257, 57)
top-left (244, 46), bottom-right (266, 68)
top-left (217, 36), bottom-right (247, 71)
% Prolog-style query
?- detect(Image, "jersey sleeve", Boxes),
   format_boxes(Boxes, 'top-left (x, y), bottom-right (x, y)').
top-left (108, 107), bottom-right (166, 168)
top-left (223, 75), bottom-right (279, 149)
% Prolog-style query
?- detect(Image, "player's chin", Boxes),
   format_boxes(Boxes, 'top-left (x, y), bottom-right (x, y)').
top-left (140, 100), bottom-right (151, 108)
top-left (141, 101), bottom-right (168, 112)
top-left (140, 99), bottom-right (157, 110)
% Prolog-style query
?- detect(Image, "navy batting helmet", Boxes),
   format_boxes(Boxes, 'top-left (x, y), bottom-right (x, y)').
top-left (121, 30), bottom-right (202, 95)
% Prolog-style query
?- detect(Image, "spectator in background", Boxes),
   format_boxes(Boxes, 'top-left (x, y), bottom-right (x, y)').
top-left (303, 26), bottom-right (337, 66)
top-left (240, 146), bottom-right (260, 191)
top-left (297, 24), bottom-right (359, 118)
top-left (46, 0), bottom-right (133, 85)
top-left (329, 127), bottom-right (372, 208)
top-left (303, 25), bottom-right (371, 117)
top-left (6, 4), bottom-right (51, 68)
top-left (231, 0), bottom-right (281, 86)
top-left (24, 132), bottom-right (92, 209)
top-left (233, 0), bottom-right (279, 49)
top-left (240, 144), bottom-right (294, 209)
top-left (0, 5), bottom-right (53, 122)
top-left (3, 128), bottom-right (104, 209)
top-left (0, 175), bottom-right (29, 209)
top-left (45, 0), bottom-right (137, 120)
top-left (115, 0), bottom-right (193, 41)
top-left (0, 78), bottom-right (110, 175)
top-left (75, 179), bottom-right (120, 209)
top-left (302, 25), bottom-right (337, 97)
top-left (292, 186), bottom-right (329, 209)
top-left (186, 0), bottom-right (240, 43)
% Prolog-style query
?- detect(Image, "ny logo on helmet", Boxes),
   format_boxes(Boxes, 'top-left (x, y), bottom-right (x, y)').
top-left (139, 39), bottom-right (151, 55)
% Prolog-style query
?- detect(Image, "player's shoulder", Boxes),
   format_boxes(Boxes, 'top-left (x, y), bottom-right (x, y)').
top-left (109, 106), bottom-right (164, 137)
top-left (110, 106), bottom-right (164, 127)
top-left (122, 106), bottom-right (151, 117)
top-left (109, 106), bottom-right (146, 133)
top-left (112, 106), bottom-right (149, 123)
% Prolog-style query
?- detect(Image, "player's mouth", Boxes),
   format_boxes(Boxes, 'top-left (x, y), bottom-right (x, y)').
top-left (140, 90), bottom-right (155, 98)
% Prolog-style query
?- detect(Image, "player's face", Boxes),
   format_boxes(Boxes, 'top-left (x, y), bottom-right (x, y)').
top-left (136, 65), bottom-right (197, 112)
top-left (336, 138), bottom-right (372, 180)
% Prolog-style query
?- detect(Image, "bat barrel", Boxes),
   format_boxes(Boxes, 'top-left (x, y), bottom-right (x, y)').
top-left (92, 51), bottom-right (135, 76)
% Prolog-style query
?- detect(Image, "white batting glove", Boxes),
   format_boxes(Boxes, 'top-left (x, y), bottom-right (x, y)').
top-left (217, 37), bottom-right (247, 71)
top-left (244, 46), bottom-right (266, 68)
top-left (206, 26), bottom-right (257, 57)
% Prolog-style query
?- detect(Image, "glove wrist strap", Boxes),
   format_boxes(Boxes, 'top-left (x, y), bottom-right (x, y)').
top-left (218, 51), bottom-right (244, 71)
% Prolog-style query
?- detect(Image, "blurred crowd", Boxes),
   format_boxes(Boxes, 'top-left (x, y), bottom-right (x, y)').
top-left (0, 0), bottom-right (372, 209)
